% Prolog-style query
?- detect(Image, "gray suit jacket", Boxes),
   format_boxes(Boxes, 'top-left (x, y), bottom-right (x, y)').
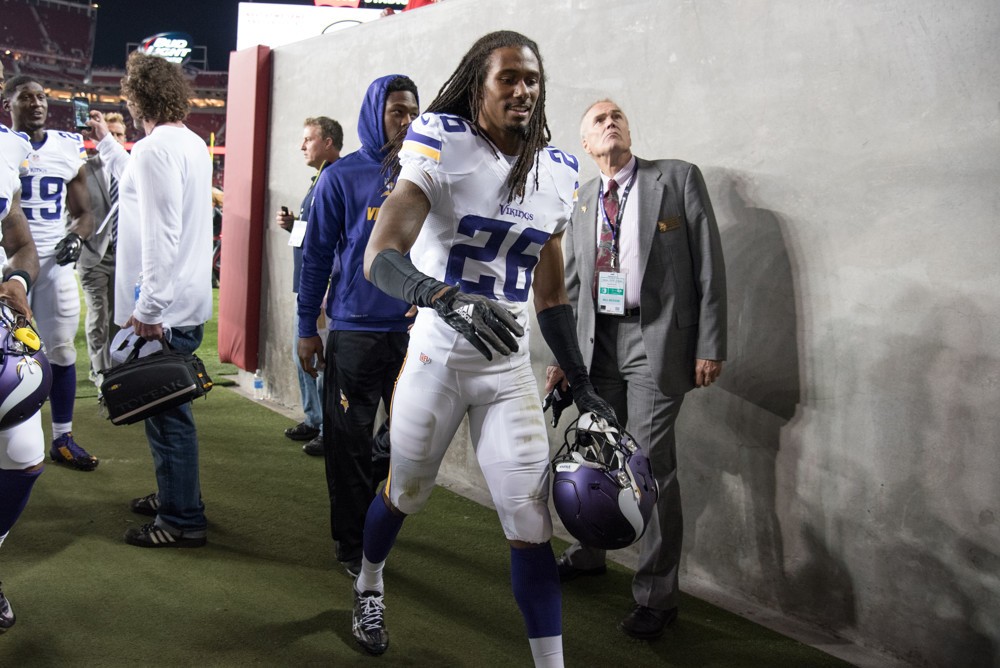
top-left (78, 154), bottom-right (113, 270)
top-left (564, 157), bottom-right (727, 396)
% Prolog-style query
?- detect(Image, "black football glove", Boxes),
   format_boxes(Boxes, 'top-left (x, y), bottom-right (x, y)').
top-left (572, 380), bottom-right (619, 428)
top-left (432, 286), bottom-right (524, 361)
top-left (54, 232), bottom-right (83, 266)
top-left (542, 384), bottom-right (574, 428)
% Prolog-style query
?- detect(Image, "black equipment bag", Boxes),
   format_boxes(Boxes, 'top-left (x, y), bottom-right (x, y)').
top-left (100, 338), bottom-right (213, 425)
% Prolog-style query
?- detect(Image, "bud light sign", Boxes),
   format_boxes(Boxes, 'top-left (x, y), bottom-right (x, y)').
top-left (140, 32), bottom-right (195, 65)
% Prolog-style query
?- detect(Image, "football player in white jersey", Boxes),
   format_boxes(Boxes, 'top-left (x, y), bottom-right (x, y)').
top-left (0, 59), bottom-right (47, 632)
top-left (354, 31), bottom-right (617, 667)
top-left (4, 75), bottom-right (97, 472)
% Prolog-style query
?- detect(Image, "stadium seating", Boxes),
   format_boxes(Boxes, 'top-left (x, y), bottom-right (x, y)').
top-left (35, 3), bottom-right (95, 64)
top-left (1, 8), bottom-right (47, 56)
top-left (89, 71), bottom-right (124, 87)
top-left (43, 103), bottom-right (76, 134)
top-left (7, 60), bottom-right (89, 88)
top-left (185, 111), bottom-right (227, 144)
top-left (192, 72), bottom-right (228, 92)
top-left (0, 0), bottom-right (226, 164)
top-left (2, 1), bottom-right (94, 66)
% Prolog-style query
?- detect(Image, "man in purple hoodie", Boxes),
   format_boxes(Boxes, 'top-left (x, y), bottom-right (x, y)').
top-left (296, 75), bottom-right (419, 578)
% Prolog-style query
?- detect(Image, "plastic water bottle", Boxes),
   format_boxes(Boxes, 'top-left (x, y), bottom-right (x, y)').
top-left (253, 369), bottom-right (264, 400)
top-left (134, 272), bottom-right (142, 302)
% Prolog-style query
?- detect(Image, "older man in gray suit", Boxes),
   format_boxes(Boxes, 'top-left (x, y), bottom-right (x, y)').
top-left (546, 99), bottom-right (727, 641)
top-left (78, 112), bottom-right (127, 385)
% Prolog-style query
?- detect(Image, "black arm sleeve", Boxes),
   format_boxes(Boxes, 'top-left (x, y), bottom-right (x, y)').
top-left (3, 269), bottom-right (32, 295)
top-left (536, 303), bottom-right (591, 388)
top-left (368, 248), bottom-right (450, 307)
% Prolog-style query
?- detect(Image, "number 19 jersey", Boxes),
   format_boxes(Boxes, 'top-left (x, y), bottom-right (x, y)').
top-left (398, 112), bottom-right (579, 371)
top-left (20, 130), bottom-right (86, 255)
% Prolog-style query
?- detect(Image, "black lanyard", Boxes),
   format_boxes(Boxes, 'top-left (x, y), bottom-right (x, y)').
top-left (597, 161), bottom-right (639, 259)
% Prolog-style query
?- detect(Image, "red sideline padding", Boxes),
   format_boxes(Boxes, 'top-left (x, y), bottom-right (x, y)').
top-left (218, 45), bottom-right (271, 370)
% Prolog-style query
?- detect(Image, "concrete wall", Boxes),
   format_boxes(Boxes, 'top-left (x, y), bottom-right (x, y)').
top-left (254, 1), bottom-right (1000, 665)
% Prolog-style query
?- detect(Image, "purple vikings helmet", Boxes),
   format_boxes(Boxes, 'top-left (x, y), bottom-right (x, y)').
top-left (0, 303), bottom-right (52, 429)
top-left (551, 413), bottom-right (658, 550)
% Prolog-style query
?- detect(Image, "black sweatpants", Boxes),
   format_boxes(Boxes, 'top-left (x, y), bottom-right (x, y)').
top-left (323, 329), bottom-right (408, 563)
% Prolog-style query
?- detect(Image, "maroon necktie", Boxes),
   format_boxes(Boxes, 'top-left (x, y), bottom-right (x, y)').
top-left (604, 178), bottom-right (619, 226)
top-left (593, 178), bottom-right (619, 295)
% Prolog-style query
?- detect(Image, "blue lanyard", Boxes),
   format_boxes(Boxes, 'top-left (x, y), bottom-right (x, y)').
top-left (597, 161), bottom-right (639, 258)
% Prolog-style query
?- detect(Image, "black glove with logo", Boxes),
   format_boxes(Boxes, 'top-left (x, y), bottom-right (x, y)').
top-left (432, 286), bottom-right (524, 361)
top-left (542, 384), bottom-right (574, 428)
top-left (570, 378), bottom-right (618, 428)
top-left (537, 304), bottom-right (620, 428)
top-left (54, 232), bottom-right (83, 266)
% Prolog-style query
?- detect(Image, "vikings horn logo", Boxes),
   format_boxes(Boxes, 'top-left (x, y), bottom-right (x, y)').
top-left (0, 356), bottom-right (44, 422)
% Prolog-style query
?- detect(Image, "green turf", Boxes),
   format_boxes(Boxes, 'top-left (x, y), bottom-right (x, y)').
top-left (1, 291), bottom-right (850, 666)
top-left (74, 287), bottom-right (238, 401)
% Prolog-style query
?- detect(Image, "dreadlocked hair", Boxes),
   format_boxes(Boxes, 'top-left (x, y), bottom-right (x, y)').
top-left (384, 30), bottom-right (550, 203)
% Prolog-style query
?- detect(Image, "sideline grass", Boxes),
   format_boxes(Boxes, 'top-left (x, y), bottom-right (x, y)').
top-left (74, 287), bottom-right (238, 401)
top-left (0, 291), bottom-right (850, 666)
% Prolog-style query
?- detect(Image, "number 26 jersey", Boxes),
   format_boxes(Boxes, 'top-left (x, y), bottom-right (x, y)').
top-left (398, 112), bottom-right (579, 370)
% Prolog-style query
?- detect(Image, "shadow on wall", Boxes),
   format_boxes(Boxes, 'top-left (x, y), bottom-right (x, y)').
top-left (692, 175), bottom-right (999, 665)
top-left (684, 168), bottom-right (856, 632)
top-left (712, 168), bottom-right (800, 421)
top-left (859, 292), bottom-right (999, 666)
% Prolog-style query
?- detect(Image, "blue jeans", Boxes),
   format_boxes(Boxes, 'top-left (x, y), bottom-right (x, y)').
top-left (145, 325), bottom-right (206, 536)
top-left (293, 313), bottom-right (323, 431)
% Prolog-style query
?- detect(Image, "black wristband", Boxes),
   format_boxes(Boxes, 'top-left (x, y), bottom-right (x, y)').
top-left (369, 248), bottom-right (450, 307)
top-left (536, 304), bottom-right (590, 388)
top-left (4, 269), bottom-right (31, 295)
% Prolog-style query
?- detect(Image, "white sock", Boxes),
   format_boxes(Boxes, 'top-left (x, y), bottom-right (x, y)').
top-left (0, 530), bottom-right (8, 549)
top-left (528, 635), bottom-right (564, 668)
top-left (52, 422), bottom-right (72, 437)
top-left (356, 557), bottom-right (385, 594)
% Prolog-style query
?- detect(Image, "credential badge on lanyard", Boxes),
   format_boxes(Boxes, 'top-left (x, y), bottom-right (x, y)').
top-left (596, 163), bottom-right (638, 315)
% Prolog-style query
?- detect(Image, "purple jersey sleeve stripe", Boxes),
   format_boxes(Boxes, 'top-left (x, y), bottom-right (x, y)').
top-left (404, 127), bottom-right (442, 151)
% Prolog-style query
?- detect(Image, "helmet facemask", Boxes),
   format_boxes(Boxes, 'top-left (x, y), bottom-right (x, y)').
top-left (551, 412), bottom-right (658, 550)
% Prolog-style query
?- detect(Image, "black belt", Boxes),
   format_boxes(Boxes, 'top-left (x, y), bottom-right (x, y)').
top-left (598, 307), bottom-right (640, 317)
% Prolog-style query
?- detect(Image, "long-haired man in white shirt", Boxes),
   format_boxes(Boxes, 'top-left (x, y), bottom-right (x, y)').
top-left (89, 52), bottom-right (213, 548)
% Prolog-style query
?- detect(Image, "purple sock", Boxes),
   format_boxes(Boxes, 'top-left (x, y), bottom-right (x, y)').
top-left (0, 467), bottom-right (43, 535)
top-left (363, 494), bottom-right (405, 564)
top-left (49, 363), bottom-right (76, 424)
top-left (510, 542), bottom-right (562, 638)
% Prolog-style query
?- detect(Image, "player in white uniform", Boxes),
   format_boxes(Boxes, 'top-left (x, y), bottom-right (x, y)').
top-left (353, 32), bottom-right (617, 667)
top-left (0, 56), bottom-right (47, 633)
top-left (0, 123), bottom-right (30, 286)
top-left (4, 75), bottom-right (96, 471)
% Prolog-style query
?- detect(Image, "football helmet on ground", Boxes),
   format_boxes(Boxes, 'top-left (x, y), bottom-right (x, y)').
top-left (551, 412), bottom-right (657, 550)
top-left (0, 303), bottom-right (52, 430)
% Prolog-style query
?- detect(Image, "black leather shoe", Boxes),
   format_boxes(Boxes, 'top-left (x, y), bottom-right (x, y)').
top-left (556, 554), bottom-right (607, 583)
top-left (341, 558), bottom-right (362, 578)
top-left (285, 422), bottom-right (320, 441)
top-left (302, 434), bottom-right (325, 456)
top-left (619, 605), bottom-right (677, 640)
